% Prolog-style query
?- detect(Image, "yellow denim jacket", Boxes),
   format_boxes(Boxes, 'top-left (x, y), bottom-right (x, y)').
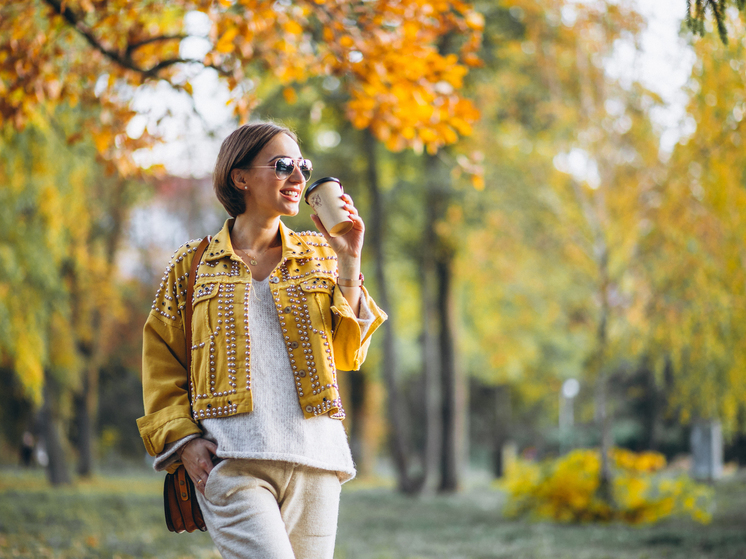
top-left (136, 218), bottom-right (387, 458)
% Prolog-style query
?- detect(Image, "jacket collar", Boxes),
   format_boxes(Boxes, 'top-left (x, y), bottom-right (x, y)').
top-left (203, 218), bottom-right (313, 263)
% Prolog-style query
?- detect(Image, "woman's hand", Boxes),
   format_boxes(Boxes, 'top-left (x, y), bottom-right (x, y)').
top-left (310, 193), bottom-right (364, 265)
top-left (179, 438), bottom-right (219, 496)
top-left (310, 193), bottom-right (364, 315)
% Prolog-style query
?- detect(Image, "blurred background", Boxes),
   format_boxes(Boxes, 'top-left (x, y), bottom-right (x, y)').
top-left (1, 0), bottom-right (746, 556)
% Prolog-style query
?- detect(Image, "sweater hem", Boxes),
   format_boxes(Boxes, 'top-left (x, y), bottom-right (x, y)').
top-left (215, 450), bottom-right (356, 484)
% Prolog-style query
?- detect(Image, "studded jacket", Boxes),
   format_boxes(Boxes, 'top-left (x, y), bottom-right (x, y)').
top-left (136, 218), bottom-right (387, 457)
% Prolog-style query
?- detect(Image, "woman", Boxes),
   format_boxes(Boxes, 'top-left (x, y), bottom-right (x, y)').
top-left (137, 122), bottom-right (387, 558)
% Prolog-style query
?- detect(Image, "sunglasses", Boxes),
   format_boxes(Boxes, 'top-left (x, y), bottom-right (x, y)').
top-left (252, 157), bottom-right (313, 181)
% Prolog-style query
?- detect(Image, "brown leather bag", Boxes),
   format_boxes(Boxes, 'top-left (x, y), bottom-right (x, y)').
top-left (164, 462), bottom-right (206, 533)
top-left (163, 236), bottom-right (210, 533)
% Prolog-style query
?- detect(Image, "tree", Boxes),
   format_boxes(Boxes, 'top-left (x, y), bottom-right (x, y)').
top-left (638, 12), bottom-right (746, 434)
top-left (686, 0), bottom-right (746, 44)
top-left (1, 0), bottom-right (482, 164)
top-left (0, 104), bottom-right (144, 481)
top-left (457, 0), bottom-right (660, 496)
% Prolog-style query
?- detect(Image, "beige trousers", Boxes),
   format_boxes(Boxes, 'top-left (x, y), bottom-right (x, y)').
top-left (196, 459), bottom-right (342, 559)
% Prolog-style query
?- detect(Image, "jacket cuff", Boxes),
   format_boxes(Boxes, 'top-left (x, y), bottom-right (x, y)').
top-left (331, 286), bottom-right (387, 370)
top-left (137, 407), bottom-right (202, 457)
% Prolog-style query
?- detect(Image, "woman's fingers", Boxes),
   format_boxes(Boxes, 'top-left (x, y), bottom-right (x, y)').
top-left (310, 213), bottom-right (331, 241)
top-left (344, 203), bottom-right (358, 216)
top-left (342, 195), bottom-right (359, 215)
top-left (181, 439), bottom-right (218, 495)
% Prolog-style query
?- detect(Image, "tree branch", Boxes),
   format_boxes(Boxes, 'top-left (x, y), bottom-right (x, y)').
top-left (43, 0), bottom-right (229, 79)
top-left (126, 34), bottom-right (188, 55)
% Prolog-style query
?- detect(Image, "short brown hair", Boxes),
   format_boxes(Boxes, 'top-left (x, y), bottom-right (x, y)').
top-left (213, 122), bottom-right (298, 217)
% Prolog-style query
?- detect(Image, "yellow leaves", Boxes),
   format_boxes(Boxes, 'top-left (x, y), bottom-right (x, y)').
top-left (93, 130), bottom-right (112, 155)
top-left (13, 322), bottom-right (45, 406)
top-left (345, 40), bottom-right (480, 153)
top-left (282, 86), bottom-right (297, 104)
top-left (0, 104), bottom-right (139, 411)
top-left (216, 26), bottom-right (239, 53)
top-left (501, 449), bottom-right (713, 525)
top-left (283, 20), bottom-right (304, 36)
top-left (611, 448), bottom-right (666, 473)
top-left (49, 310), bottom-right (79, 375)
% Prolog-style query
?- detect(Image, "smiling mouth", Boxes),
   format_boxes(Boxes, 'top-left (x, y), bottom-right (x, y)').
top-left (280, 189), bottom-right (300, 200)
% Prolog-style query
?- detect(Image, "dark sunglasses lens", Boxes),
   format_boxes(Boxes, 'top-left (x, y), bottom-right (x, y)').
top-left (299, 160), bottom-right (312, 180)
top-left (275, 158), bottom-right (294, 179)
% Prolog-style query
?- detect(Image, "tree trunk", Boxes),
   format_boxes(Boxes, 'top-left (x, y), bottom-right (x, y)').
top-left (492, 385), bottom-right (511, 477)
top-left (40, 373), bottom-right (71, 485)
top-left (346, 370), bottom-right (365, 469)
top-left (640, 366), bottom-right (659, 451)
top-left (74, 179), bottom-right (127, 477)
top-left (419, 160), bottom-right (442, 494)
top-left (364, 130), bottom-right (417, 493)
top-left (568, 174), bottom-right (614, 504)
top-left (74, 380), bottom-right (93, 476)
top-left (423, 152), bottom-right (465, 493)
top-left (594, 248), bottom-right (614, 503)
top-left (436, 252), bottom-right (466, 492)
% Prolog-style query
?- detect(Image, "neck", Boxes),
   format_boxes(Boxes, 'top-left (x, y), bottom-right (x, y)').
top-left (230, 213), bottom-right (281, 254)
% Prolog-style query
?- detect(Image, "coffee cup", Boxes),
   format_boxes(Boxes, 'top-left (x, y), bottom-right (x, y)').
top-left (304, 177), bottom-right (353, 237)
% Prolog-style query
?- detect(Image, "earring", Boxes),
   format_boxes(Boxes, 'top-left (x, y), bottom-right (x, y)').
top-left (244, 186), bottom-right (248, 190)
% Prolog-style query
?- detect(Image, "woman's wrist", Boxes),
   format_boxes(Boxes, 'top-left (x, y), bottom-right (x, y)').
top-left (337, 256), bottom-right (361, 281)
top-left (177, 438), bottom-right (195, 459)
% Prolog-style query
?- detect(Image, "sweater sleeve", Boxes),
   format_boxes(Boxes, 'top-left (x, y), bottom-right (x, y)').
top-left (153, 433), bottom-right (201, 473)
top-left (356, 294), bottom-right (377, 341)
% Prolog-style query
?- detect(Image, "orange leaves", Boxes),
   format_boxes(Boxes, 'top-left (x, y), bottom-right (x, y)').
top-left (216, 25), bottom-right (239, 53)
top-left (283, 19), bottom-right (304, 35)
top-left (205, 0), bottom-right (484, 153)
top-left (331, 1), bottom-right (482, 153)
top-left (2, 0), bottom-right (483, 173)
top-left (282, 86), bottom-right (298, 104)
top-left (339, 35), bottom-right (355, 48)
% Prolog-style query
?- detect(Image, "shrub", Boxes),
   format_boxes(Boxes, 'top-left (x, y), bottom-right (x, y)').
top-left (499, 448), bottom-right (713, 524)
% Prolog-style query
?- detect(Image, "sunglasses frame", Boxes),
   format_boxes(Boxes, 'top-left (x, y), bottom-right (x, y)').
top-left (251, 157), bottom-right (313, 181)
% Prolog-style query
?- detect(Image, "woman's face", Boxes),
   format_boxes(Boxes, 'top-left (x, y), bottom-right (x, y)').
top-left (232, 133), bottom-right (307, 219)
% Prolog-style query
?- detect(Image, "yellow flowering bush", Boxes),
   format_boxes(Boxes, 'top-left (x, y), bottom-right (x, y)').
top-left (500, 448), bottom-right (713, 524)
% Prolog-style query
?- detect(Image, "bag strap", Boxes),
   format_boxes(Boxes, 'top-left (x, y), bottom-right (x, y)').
top-left (185, 236), bottom-right (211, 408)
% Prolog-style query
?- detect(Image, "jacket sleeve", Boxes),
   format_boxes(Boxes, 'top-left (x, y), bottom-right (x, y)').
top-left (330, 285), bottom-right (387, 371)
top-left (136, 246), bottom-right (203, 457)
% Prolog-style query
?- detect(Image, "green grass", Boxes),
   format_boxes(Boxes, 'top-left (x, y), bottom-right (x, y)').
top-left (1, 467), bottom-right (745, 559)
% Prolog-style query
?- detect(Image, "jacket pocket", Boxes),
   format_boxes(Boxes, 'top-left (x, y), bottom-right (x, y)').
top-left (300, 277), bottom-right (335, 333)
top-left (192, 282), bottom-right (220, 343)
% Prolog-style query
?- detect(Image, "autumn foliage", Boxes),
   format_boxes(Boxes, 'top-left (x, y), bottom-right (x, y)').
top-left (0, 0), bottom-right (484, 166)
top-left (501, 449), bottom-right (713, 524)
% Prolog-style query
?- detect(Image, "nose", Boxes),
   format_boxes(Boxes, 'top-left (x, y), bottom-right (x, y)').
top-left (289, 160), bottom-right (305, 182)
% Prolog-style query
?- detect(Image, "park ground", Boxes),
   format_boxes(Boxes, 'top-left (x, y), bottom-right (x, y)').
top-left (1, 467), bottom-right (745, 559)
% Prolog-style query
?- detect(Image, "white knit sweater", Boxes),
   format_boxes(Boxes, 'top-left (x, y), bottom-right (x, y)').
top-left (155, 276), bottom-right (374, 483)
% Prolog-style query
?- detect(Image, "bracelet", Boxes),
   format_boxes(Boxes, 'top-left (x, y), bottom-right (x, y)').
top-left (338, 273), bottom-right (364, 287)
